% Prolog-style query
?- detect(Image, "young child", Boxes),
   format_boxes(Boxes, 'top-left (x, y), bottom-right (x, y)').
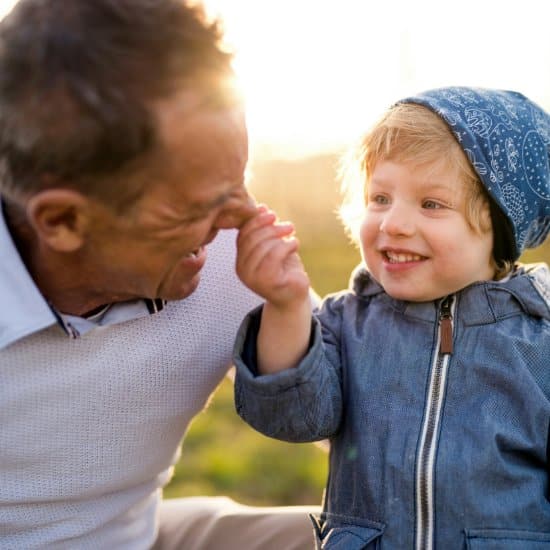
top-left (233, 87), bottom-right (550, 549)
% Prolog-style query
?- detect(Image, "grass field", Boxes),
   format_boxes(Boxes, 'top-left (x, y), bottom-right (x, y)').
top-left (165, 152), bottom-right (550, 506)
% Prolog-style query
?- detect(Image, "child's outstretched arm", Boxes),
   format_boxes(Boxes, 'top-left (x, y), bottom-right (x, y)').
top-left (236, 206), bottom-right (312, 374)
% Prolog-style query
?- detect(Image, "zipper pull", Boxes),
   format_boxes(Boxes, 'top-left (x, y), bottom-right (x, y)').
top-left (439, 296), bottom-right (453, 355)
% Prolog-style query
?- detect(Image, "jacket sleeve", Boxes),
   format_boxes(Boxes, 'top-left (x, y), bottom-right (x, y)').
top-left (233, 298), bottom-right (345, 443)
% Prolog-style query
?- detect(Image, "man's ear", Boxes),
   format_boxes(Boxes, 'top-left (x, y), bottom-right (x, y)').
top-left (26, 189), bottom-right (91, 252)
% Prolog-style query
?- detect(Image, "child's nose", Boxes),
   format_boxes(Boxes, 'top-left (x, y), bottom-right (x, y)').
top-left (379, 206), bottom-right (414, 236)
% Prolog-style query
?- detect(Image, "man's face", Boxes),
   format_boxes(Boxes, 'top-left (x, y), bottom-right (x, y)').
top-left (83, 92), bottom-right (252, 303)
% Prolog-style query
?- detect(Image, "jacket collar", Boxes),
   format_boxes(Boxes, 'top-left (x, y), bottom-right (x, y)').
top-left (351, 264), bottom-right (550, 324)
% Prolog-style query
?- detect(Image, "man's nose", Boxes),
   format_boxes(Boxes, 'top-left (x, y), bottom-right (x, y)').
top-left (214, 189), bottom-right (257, 230)
top-left (379, 204), bottom-right (414, 236)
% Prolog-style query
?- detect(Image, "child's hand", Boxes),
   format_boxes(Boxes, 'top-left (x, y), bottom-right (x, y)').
top-left (236, 206), bottom-right (310, 309)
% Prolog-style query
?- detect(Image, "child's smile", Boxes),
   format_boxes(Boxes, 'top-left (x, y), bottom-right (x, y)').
top-left (382, 248), bottom-right (426, 266)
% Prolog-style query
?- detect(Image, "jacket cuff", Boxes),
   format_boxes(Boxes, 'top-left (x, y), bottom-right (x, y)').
top-left (233, 307), bottom-right (322, 395)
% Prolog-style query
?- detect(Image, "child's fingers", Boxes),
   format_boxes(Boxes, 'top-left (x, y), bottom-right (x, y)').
top-left (259, 238), bottom-right (300, 278)
top-left (238, 233), bottom-right (296, 278)
top-left (237, 207), bottom-right (294, 244)
top-left (238, 217), bottom-right (295, 267)
top-left (239, 223), bottom-right (294, 266)
top-left (237, 208), bottom-right (276, 242)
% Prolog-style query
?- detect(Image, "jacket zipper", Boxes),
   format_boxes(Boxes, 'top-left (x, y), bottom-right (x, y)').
top-left (415, 295), bottom-right (455, 550)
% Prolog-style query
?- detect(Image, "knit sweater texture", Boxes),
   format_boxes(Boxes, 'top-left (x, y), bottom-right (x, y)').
top-left (0, 229), bottom-right (261, 549)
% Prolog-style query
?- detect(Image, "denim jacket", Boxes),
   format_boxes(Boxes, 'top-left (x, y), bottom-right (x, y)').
top-left (234, 264), bottom-right (550, 549)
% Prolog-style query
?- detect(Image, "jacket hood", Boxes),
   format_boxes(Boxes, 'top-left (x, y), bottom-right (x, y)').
top-left (398, 87), bottom-right (550, 261)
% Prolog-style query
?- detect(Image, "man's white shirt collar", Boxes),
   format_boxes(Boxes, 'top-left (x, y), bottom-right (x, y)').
top-left (0, 202), bottom-right (58, 349)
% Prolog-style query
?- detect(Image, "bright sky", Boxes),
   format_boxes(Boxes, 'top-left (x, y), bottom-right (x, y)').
top-left (1, 0), bottom-right (549, 159)
top-left (204, 0), bottom-right (550, 158)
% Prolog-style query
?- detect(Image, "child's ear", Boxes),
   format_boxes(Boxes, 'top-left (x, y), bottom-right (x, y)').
top-left (26, 189), bottom-right (91, 252)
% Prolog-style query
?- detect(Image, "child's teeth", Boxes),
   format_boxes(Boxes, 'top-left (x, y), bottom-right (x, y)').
top-left (386, 252), bottom-right (421, 263)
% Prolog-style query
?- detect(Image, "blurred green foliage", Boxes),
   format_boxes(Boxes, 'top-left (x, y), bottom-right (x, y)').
top-left (164, 377), bottom-right (329, 505)
top-left (166, 152), bottom-right (550, 506)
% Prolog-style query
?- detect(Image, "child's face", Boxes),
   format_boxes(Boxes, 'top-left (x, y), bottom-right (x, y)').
top-left (360, 159), bottom-right (495, 302)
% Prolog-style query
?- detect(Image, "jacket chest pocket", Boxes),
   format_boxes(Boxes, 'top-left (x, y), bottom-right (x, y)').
top-left (311, 513), bottom-right (384, 549)
top-left (466, 528), bottom-right (550, 549)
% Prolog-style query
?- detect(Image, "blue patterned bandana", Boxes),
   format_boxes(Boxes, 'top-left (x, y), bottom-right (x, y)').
top-left (399, 87), bottom-right (550, 261)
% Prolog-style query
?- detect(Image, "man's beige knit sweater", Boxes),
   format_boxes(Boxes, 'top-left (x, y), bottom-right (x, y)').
top-left (0, 229), bottom-right (261, 549)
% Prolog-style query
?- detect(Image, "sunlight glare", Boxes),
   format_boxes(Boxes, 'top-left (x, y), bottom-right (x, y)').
top-left (0, 0), bottom-right (547, 159)
top-left (205, 0), bottom-right (550, 159)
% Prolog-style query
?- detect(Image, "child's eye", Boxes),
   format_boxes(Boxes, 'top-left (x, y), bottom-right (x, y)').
top-left (422, 199), bottom-right (444, 209)
top-left (369, 194), bottom-right (390, 205)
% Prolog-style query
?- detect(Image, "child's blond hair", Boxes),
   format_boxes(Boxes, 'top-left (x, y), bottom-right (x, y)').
top-left (339, 103), bottom-right (510, 279)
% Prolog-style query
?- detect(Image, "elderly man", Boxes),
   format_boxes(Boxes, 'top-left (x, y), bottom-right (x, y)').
top-left (0, 0), bottom-right (317, 548)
